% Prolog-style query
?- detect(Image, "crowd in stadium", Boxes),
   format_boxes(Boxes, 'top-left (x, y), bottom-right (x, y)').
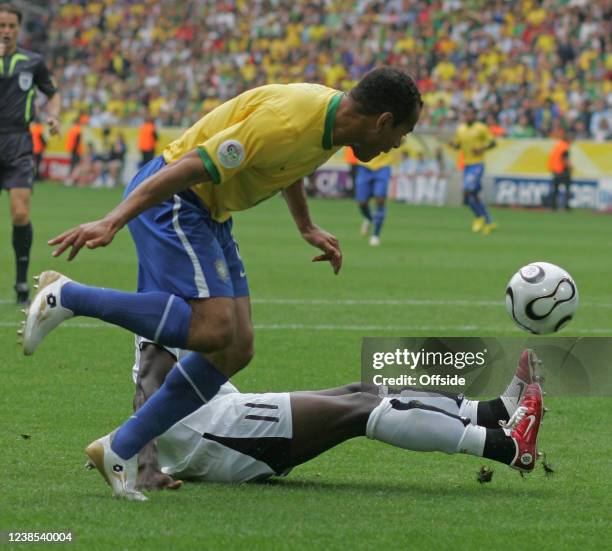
top-left (26, 0), bottom-right (612, 140)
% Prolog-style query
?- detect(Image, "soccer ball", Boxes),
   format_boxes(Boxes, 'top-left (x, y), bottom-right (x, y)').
top-left (505, 262), bottom-right (578, 334)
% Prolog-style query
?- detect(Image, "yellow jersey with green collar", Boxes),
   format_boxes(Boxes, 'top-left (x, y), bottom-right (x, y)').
top-left (163, 83), bottom-right (343, 222)
top-left (454, 122), bottom-right (493, 165)
top-left (357, 150), bottom-right (395, 171)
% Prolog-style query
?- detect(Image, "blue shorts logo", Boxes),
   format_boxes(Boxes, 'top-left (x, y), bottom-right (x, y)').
top-left (215, 259), bottom-right (230, 283)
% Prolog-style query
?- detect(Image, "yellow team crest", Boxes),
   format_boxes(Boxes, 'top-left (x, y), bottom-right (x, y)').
top-left (215, 259), bottom-right (230, 282)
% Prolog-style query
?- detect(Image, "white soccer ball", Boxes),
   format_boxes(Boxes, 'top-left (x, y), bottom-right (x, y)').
top-left (505, 261), bottom-right (578, 334)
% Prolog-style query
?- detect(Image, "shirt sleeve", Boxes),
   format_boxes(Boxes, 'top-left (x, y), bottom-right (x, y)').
top-left (34, 59), bottom-right (58, 97)
top-left (195, 106), bottom-right (296, 185)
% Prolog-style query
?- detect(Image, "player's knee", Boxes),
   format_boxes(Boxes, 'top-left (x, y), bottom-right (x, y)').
top-left (204, 315), bottom-right (235, 351)
top-left (344, 391), bottom-right (379, 416)
top-left (12, 210), bottom-right (29, 226)
top-left (236, 332), bottom-right (255, 370)
top-left (189, 299), bottom-right (235, 352)
top-left (343, 382), bottom-right (363, 394)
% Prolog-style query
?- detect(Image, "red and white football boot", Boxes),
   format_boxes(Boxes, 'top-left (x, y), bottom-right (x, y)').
top-left (502, 382), bottom-right (544, 472)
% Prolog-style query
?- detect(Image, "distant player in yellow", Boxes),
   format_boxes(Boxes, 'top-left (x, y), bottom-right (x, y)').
top-left (354, 149), bottom-right (394, 246)
top-left (449, 105), bottom-right (497, 234)
top-left (23, 68), bottom-right (423, 500)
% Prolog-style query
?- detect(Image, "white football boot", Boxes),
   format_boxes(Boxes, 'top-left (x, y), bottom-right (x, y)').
top-left (369, 235), bottom-right (381, 247)
top-left (85, 433), bottom-right (147, 501)
top-left (20, 271), bottom-right (74, 356)
top-left (360, 218), bottom-right (371, 236)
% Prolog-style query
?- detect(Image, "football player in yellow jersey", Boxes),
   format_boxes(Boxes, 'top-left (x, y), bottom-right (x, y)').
top-left (449, 105), bottom-right (497, 234)
top-left (23, 68), bottom-right (423, 499)
top-left (353, 149), bottom-right (394, 246)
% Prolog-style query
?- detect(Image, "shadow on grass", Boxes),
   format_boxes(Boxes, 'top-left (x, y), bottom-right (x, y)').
top-left (249, 477), bottom-right (553, 498)
top-left (155, 473), bottom-right (556, 501)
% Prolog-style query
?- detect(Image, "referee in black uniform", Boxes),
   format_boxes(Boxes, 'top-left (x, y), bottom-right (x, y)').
top-left (0, 3), bottom-right (60, 304)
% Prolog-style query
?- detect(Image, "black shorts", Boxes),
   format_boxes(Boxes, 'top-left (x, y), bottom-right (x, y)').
top-left (0, 132), bottom-right (34, 191)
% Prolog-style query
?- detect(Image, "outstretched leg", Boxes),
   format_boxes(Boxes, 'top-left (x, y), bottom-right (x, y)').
top-left (287, 391), bottom-right (378, 467)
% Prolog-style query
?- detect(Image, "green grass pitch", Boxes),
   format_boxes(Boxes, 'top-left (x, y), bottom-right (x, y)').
top-left (1, 184), bottom-right (610, 550)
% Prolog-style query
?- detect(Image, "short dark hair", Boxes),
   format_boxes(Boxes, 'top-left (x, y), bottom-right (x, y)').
top-left (350, 67), bottom-right (423, 126)
top-left (0, 3), bottom-right (22, 23)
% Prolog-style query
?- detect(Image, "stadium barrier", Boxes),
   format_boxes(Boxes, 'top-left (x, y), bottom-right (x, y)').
top-left (38, 126), bottom-right (611, 211)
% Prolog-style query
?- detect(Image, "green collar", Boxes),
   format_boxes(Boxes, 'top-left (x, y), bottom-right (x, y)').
top-left (322, 92), bottom-right (343, 150)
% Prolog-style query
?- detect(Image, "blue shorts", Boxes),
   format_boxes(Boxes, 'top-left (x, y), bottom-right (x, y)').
top-left (124, 156), bottom-right (249, 299)
top-left (355, 166), bottom-right (391, 202)
top-left (463, 163), bottom-right (484, 192)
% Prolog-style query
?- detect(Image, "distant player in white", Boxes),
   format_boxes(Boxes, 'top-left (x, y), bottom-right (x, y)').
top-left (98, 344), bottom-right (545, 494)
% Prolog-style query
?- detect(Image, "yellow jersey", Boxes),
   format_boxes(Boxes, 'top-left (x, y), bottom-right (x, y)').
top-left (357, 150), bottom-right (394, 171)
top-left (454, 122), bottom-right (494, 165)
top-left (163, 83), bottom-right (343, 222)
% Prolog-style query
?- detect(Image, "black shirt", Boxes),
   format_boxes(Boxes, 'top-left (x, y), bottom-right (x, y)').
top-left (0, 47), bottom-right (57, 134)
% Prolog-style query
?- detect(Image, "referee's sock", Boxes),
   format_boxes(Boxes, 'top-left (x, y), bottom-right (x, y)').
top-left (111, 352), bottom-right (227, 460)
top-left (60, 283), bottom-right (192, 348)
top-left (13, 222), bottom-right (33, 287)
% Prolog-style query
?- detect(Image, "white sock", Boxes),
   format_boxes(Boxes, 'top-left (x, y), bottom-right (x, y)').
top-left (458, 398), bottom-right (479, 425)
top-left (499, 375), bottom-right (527, 418)
top-left (366, 398), bottom-right (480, 456)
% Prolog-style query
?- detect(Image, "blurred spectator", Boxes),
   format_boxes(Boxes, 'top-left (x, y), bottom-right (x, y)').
top-left (74, 142), bottom-right (104, 187)
top-left (108, 132), bottom-right (127, 187)
top-left (30, 118), bottom-right (46, 180)
top-left (64, 116), bottom-right (83, 186)
top-left (486, 113), bottom-right (507, 138)
top-left (138, 115), bottom-right (158, 167)
top-left (509, 114), bottom-right (537, 138)
top-left (593, 118), bottom-right (612, 143)
top-left (548, 132), bottom-right (572, 211)
top-left (18, 0), bottom-right (610, 141)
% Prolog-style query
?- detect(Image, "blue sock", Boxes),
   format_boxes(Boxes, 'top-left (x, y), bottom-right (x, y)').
top-left (466, 194), bottom-right (481, 217)
top-left (61, 283), bottom-right (192, 348)
top-left (111, 352), bottom-right (227, 459)
top-left (373, 205), bottom-right (386, 236)
top-left (359, 203), bottom-right (372, 221)
top-left (479, 203), bottom-right (492, 224)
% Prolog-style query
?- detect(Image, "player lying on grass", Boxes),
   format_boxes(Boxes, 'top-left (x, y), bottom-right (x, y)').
top-left (86, 347), bottom-right (545, 499)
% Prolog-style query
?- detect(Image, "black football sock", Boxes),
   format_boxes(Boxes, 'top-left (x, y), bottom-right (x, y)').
top-left (475, 398), bottom-right (510, 429)
top-left (482, 428), bottom-right (517, 465)
top-left (13, 222), bottom-right (33, 287)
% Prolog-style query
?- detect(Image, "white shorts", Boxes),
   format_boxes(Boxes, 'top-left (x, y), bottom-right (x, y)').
top-left (157, 391), bottom-right (293, 483)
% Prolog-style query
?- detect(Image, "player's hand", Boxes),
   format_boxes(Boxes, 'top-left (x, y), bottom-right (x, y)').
top-left (47, 116), bottom-right (60, 135)
top-left (48, 218), bottom-right (120, 261)
top-left (302, 225), bottom-right (342, 274)
top-left (136, 466), bottom-right (183, 491)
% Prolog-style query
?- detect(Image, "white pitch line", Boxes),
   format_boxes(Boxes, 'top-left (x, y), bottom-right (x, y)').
top-left (2, 297), bottom-right (611, 307)
top-left (1, 321), bottom-right (610, 334)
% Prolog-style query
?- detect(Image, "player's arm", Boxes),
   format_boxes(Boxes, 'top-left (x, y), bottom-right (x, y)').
top-left (35, 60), bottom-right (61, 135)
top-left (45, 92), bottom-right (61, 135)
top-left (282, 179), bottom-right (342, 274)
top-left (49, 149), bottom-right (210, 260)
top-left (473, 127), bottom-right (497, 156)
top-left (133, 344), bottom-right (182, 491)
